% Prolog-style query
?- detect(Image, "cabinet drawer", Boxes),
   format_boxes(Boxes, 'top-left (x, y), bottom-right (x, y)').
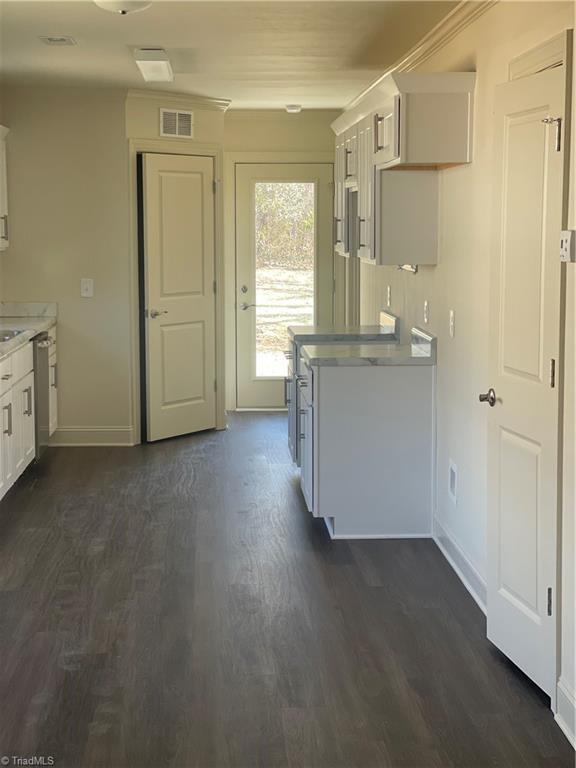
top-left (13, 342), bottom-right (33, 383)
top-left (0, 356), bottom-right (12, 396)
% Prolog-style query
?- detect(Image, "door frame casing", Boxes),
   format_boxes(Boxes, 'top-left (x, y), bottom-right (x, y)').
top-left (223, 151), bottom-right (334, 412)
top-left (129, 139), bottom-right (226, 443)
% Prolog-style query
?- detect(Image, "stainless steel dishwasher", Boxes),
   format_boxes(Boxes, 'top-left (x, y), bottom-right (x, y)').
top-left (33, 331), bottom-right (51, 459)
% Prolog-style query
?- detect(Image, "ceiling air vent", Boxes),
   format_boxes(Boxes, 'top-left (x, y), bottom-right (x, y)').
top-left (160, 109), bottom-right (194, 138)
top-left (39, 35), bottom-right (77, 46)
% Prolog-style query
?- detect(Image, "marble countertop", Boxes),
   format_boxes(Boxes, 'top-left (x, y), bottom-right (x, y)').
top-left (301, 329), bottom-right (436, 367)
top-left (288, 325), bottom-right (397, 344)
top-left (0, 316), bottom-right (56, 360)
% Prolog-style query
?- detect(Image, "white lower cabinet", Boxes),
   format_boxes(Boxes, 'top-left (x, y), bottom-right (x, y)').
top-left (15, 371), bottom-right (35, 476)
top-left (298, 360), bottom-right (435, 538)
top-left (0, 388), bottom-right (15, 495)
top-left (49, 352), bottom-right (58, 436)
top-left (299, 387), bottom-right (314, 513)
top-left (0, 342), bottom-right (38, 502)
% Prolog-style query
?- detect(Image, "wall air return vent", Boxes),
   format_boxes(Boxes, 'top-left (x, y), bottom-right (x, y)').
top-left (160, 109), bottom-right (194, 138)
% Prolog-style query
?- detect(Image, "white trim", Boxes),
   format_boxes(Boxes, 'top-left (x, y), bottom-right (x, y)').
top-left (50, 427), bottom-right (135, 447)
top-left (333, 0), bottom-right (496, 125)
top-left (127, 138), bottom-right (227, 442)
top-left (324, 517), bottom-right (433, 540)
top-left (223, 150), bottom-right (335, 412)
top-left (126, 88), bottom-right (230, 112)
top-left (433, 518), bottom-right (487, 613)
top-left (509, 32), bottom-right (569, 81)
top-left (555, 677), bottom-right (576, 747)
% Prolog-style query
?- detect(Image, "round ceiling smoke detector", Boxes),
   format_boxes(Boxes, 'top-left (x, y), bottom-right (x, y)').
top-left (94, 1), bottom-right (152, 14)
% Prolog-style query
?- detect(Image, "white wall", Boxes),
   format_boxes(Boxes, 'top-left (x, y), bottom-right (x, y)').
top-left (358, 1), bottom-right (574, 601)
top-left (2, 85), bottom-right (133, 445)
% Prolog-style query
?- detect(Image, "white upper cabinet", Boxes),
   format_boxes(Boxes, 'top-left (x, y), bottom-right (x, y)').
top-left (0, 126), bottom-right (9, 251)
top-left (334, 135), bottom-right (348, 256)
top-left (344, 125), bottom-right (358, 185)
top-left (333, 72), bottom-right (476, 171)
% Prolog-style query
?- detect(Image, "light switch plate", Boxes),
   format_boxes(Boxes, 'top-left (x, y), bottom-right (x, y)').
top-left (449, 310), bottom-right (455, 338)
top-left (80, 278), bottom-right (94, 298)
top-left (560, 230), bottom-right (576, 262)
top-left (423, 300), bottom-right (429, 325)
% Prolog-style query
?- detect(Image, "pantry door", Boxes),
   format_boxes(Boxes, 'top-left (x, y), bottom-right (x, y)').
top-left (486, 66), bottom-right (567, 697)
top-left (235, 164), bottom-right (333, 409)
top-left (143, 153), bottom-right (216, 441)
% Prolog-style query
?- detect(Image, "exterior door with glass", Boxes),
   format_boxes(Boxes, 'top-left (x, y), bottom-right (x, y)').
top-left (235, 163), bottom-right (333, 408)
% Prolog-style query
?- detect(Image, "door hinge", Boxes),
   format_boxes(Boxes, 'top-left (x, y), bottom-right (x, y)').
top-left (550, 358), bottom-right (556, 388)
top-left (547, 587), bottom-right (553, 616)
top-left (212, 179), bottom-right (217, 194)
top-left (213, 280), bottom-right (217, 294)
top-left (214, 379), bottom-right (217, 392)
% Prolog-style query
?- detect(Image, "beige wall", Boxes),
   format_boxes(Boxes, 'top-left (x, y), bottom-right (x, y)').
top-left (357, 0), bottom-right (575, 735)
top-left (223, 109), bottom-right (338, 408)
top-left (2, 85), bottom-right (133, 444)
top-left (358, 0), bottom-right (573, 584)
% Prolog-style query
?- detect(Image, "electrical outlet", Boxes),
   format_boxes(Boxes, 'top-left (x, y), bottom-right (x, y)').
top-left (386, 285), bottom-right (392, 308)
top-left (80, 278), bottom-right (94, 298)
top-left (423, 300), bottom-right (429, 325)
top-left (560, 230), bottom-right (576, 262)
top-left (449, 310), bottom-right (455, 338)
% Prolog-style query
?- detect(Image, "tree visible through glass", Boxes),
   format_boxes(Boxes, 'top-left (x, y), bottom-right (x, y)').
top-left (254, 182), bottom-right (315, 377)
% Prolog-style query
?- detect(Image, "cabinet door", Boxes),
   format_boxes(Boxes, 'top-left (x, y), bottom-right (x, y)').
top-left (49, 353), bottom-right (58, 436)
top-left (357, 116), bottom-right (374, 261)
top-left (334, 139), bottom-right (348, 256)
top-left (15, 372), bottom-right (35, 477)
top-left (286, 374), bottom-right (296, 462)
top-left (344, 128), bottom-right (358, 184)
top-left (299, 400), bottom-right (314, 513)
top-left (0, 389), bottom-right (15, 494)
top-left (373, 96), bottom-right (401, 167)
top-left (0, 135), bottom-right (8, 251)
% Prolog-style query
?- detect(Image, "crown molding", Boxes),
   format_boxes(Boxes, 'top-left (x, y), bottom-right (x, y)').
top-left (126, 88), bottom-right (231, 112)
top-left (345, 0), bottom-right (498, 114)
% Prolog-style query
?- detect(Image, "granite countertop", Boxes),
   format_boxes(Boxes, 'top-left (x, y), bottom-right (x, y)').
top-left (0, 302), bottom-right (57, 360)
top-left (301, 329), bottom-right (436, 367)
top-left (288, 325), bottom-right (397, 343)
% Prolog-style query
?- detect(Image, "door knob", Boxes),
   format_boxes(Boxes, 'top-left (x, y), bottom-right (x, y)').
top-left (479, 388), bottom-right (497, 407)
top-left (240, 302), bottom-right (256, 311)
top-left (149, 309), bottom-right (168, 319)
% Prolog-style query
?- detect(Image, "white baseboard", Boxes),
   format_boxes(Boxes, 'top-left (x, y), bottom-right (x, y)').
top-left (433, 517), bottom-right (487, 614)
top-left (50, 426), bottom-right (135, 447)
top-left (555, 678), bottom-right (576, 747)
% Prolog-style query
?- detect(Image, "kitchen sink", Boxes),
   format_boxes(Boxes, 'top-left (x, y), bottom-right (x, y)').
top-left (0, 329), bottom-right (24, 342)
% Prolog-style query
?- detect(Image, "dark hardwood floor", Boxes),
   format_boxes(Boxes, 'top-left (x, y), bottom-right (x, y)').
top-left (0, 413), bottom-right (573, 768)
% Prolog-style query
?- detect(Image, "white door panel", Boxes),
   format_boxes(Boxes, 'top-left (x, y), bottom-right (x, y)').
top-left (143, 153), bottom-right (216, 441)
top-left (487, 66), bottom-right (566, 697)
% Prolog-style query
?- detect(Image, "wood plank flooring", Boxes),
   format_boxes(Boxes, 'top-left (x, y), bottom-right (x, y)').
top-left (0, 413), bottom-right (573, 768)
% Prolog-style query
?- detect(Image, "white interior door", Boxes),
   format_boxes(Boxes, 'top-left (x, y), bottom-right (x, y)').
top-left (487, 66), bottom-right (567, 697)
top-left (143, 153), bottom-right (216, 441)
top-left (236, 163), bottom-right (333, 409)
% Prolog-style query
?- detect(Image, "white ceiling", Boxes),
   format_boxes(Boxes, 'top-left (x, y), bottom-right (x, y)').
top-left (0, 1), bottom-right (457, 108)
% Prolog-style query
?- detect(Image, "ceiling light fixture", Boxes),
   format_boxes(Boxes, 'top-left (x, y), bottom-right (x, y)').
top-left (94, 1), bottom-right (152, 15)
top-left (285, 104), bottom-right (302, 114)
top-left (134, 48), bottom-right (174, 82)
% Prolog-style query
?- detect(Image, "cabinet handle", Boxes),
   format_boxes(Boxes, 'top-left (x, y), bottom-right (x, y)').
top-left (358, 217), bottom-right (367, 248)
top-left (1, 214), bottom-right (8, 241)
top-left (24, 386), bottom-right (33, 416)
top-left (51, 363), bottom-right (58, 389)
top-left (283, 377), bottom-right (291, 406)
top-left (374, 114), bottom-right (384, 152)
top-left (1, 373), bottom-right (12, 381)
top-left (3, 402), bottom-right (12, 436)
top-left (334, 217), bottom-right (342, 245)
